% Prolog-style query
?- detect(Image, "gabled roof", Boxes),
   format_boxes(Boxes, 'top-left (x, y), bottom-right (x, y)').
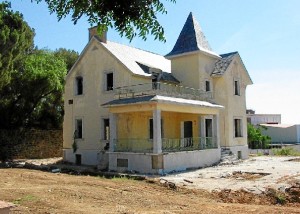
top-left (212, 52), bottom-right (238, 76)
top-left (101, 40), bottom-right (171, 77)
top-left (165, 12), bottom-right (219, 58)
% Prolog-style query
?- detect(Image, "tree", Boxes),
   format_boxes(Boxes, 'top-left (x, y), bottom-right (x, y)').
top-left (54, 48), bottom-right (79, 71)
top-left (0, 49), bottom-right (67, 129)
top-left (0, 1), bottom-right (34, 90)
top-left (32, 0), bottom-right (176, 41)
top-left (247, 123), bottom-right (271, 149)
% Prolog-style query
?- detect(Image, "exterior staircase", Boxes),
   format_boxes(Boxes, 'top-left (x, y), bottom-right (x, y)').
top-left (219, 148), bottom-right (241, 165)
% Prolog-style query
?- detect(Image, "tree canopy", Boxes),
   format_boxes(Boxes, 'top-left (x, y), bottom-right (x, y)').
top-left (32, 0), bottom-right (176, 41)
top-left (247, 123), bottom-right (271, 149)
top-left (0, 1), bottom-right (34, 90)
top-left (0, 49), bottom-right (67, 129)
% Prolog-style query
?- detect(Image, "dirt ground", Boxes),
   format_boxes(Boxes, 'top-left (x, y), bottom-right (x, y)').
top-left (0, 157), bottom-right (299, 213)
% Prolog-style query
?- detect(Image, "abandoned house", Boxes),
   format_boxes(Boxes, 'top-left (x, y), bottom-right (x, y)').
top-left (63, 12), bottom-right (253, 174)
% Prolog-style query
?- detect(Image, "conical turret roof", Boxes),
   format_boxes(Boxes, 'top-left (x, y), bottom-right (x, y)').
top-left (166, 12), bottom-right (219, 58)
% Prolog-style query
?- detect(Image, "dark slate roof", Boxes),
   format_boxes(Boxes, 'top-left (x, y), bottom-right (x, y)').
top-left (165, 12), bottom-right (217, 57)
top-left (212, 52), bottom-right (238, 76)
top-left (136, 62), bottom-right (180, 84)
top-left (102, 95), bottom-right (156, 106)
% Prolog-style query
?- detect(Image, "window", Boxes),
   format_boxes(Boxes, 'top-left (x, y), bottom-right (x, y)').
top-left (106, 73), bottom-right (113, 91)
top-left (205, 80), bottom-right (211, 92)
top-left (234, 80), bottom-right (240, 95)
top-left (234, 119), bottom-right (242, 137)
top-left (149, 118), bottom-right (164, 139)
top-left (103, 119), bottom-right (110, 141)
top-left (75, 119), bottom-right (83, 139)
top-left (76, 76), bottom-right (83, 95)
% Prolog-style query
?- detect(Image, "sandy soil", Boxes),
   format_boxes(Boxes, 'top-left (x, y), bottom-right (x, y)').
top-left (0, 156), bottom-right (299, 213)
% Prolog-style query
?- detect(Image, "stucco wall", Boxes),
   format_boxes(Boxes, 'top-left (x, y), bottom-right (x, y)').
top-left (63, 40), bottom-right (151, 165)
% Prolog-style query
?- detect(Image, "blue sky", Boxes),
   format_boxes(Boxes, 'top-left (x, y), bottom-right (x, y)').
top-left (7, 0), bottom-right (300, 124)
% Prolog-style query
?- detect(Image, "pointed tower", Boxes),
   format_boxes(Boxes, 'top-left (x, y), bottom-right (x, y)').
top-left (166, 12), bottom-right (219, 58)
top-left (166, 13), bottom-right (220, 89)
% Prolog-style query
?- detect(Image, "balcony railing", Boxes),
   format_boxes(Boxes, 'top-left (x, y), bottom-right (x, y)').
top-left (113, 137), bottom-right (217, 153)
top-left (114, 139), bottom-right (153, 153)
top-left (115, 82), bottom-right (212, 101)
top-left (162, 137), bottom-right (217, 152)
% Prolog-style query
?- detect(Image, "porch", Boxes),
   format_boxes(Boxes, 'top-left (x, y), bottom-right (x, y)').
top-left (103, 93), bottom-right (223, 174)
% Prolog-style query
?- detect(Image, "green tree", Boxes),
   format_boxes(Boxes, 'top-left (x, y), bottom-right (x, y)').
top-left (32, 0), bottom-right (176, 41)
top-left (247, 123), bottom-right (271, 149)
top-left (0, 49), bottom-right (67, 129)
top-left (54, 48), bottom-right (79, 71)
top-left (0, 1), bottom-right (34, 90)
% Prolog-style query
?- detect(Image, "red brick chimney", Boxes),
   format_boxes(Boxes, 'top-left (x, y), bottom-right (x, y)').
top-left (88, 26), bottom-right (107, 43)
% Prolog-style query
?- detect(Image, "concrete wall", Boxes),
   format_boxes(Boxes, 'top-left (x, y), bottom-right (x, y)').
top-left (163, 148), bottom-right (221, 173)
top-left (228, 145), bottom-right (249, 159)
top-left (261, 125), bottom-right (300, 143)
top-left (0, 129), bottom-right (62, 160)
top-left (108, 148), bottom-right (221, 174)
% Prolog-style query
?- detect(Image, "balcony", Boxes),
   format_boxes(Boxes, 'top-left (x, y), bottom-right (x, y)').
top-left (114, 82), bottom-right (212, 101)
top-left (113, 137), bottom-right (218, 153)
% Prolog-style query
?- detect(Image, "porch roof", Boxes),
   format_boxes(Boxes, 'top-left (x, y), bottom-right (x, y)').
top-left (102, 95), bottom-right (223, 109)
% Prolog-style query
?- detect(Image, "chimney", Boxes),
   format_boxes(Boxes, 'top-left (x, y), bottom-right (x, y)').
top-left (88, 26), bottom-right (107, 43)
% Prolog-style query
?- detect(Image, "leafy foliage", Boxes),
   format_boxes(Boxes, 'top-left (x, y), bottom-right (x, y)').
top-left (54, 48), bottom-right (79, 71)
top-left (247, 123), bottom-right (271, 149)
top-left (0, 49), bottom-right (67, 129)
top-left (0, 1), bottom-right (35, 90)
top-left (32, 0), bottom-right (176, 41)
top-left (272, 147), bottom-right (300, 156)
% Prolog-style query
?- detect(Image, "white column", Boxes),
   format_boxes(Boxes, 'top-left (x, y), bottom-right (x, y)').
top-left (109, 113), bottom-right (117, 152)
top-left (153, 109), bottom-right (162, 154)
top-left (213, 114), bottom-right (220, 148)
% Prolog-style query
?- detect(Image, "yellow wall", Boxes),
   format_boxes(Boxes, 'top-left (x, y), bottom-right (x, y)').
top-left (116, 111), bottom-right (203, 140)
top-left (63, 39), bottom-right (151, 151)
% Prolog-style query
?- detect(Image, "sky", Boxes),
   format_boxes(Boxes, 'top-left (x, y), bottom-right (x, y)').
top-left (6, 0), bottom-right (300, 124)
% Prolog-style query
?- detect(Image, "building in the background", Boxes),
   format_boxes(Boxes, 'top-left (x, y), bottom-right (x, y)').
top-left (260, 124), bottom-right (300, 145)
top-left (246, 109), bottom-right (281, 125)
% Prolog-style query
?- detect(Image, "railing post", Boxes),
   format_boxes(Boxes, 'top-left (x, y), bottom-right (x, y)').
top-left (153, 109), bottom-right (162, 154)
top-left (109, 113), bottom-right (117, 152)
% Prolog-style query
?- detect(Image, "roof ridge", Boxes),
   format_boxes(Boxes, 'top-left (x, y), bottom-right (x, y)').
top-left (105, 40), bottom-right (163, 57)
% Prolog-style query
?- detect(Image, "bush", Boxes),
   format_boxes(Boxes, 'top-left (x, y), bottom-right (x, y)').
top-left (272, 147), bottom-right (300, 156)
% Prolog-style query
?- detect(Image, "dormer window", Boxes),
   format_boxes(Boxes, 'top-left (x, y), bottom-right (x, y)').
top-left (76, 76), bottom-right (83, 95)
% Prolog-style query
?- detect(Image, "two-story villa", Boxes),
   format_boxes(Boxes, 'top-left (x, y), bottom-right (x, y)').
top-left (63, 13), bottom-right (252, 174)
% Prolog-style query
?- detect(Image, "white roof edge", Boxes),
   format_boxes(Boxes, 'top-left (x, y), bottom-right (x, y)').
top-left (166, 49), bottom-right (221, 59)
top-left (152, 95), bottom-right (224, 109)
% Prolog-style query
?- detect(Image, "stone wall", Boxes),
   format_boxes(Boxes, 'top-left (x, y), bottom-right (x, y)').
top-left (0, 129), bottom-right (62, 160)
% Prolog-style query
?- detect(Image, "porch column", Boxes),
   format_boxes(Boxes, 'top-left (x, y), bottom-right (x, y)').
top-left (153, 109), bottom-right (162, 154)
top-left (213, 114), bottom-right (220, 148)
top-left (109, 113), bottom-right (117, 152)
